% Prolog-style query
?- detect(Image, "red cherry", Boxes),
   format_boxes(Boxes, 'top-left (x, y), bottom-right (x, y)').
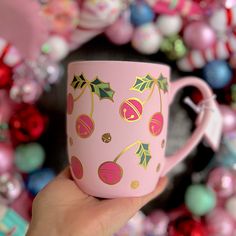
top-left (119, 98), bottom-right (143, 122)
top-left (76, 114), bottom-right (95, 138)
top-left (71, 156), bottom-right (83, 179)
top-left (0, 63), bottom-right (12, 89)
top-left (98, 161), bottom-right (123, 185)
top-left (67, 93), bottom-right (74, 114)
top-left (149, 112), bottom-right (164, 136)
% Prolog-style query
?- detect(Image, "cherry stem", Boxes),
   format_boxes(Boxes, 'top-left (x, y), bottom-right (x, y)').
top-left (73, 84), bottom-right (88, 102)
top-left (90, 92), bottom-right (94, 118)
top-left (143, 83), bottom-right (155, 105)
top-left (113, 141), bottom-right (141, 163)
top-left (158, 86), bottom-right (162, 113)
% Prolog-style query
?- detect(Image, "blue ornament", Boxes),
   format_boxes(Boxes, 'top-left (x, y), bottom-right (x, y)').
top-left (203, 60), bottom-right (233, 89)
top-left (27, 168), bottom-right (55, 195)
top-left (130, 2), bottom-right (155, 27)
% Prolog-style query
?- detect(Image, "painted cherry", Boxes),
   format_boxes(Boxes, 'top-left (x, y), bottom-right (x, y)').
top-left (67, 93), bottom-right (74, 115)
top-left (76, 114), bottom-right (95, 138)
top-left (119, 98), bottom-right (143, 122)
top-left (98, 161), bottom-right (123, 185)
top-left (149, 112), bottom-right (164, 136)
top-left (71, 156), bottom-right (83, 179)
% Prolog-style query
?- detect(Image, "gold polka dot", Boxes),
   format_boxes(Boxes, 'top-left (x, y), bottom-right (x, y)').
top-left (156, 163), bottom-right (161, 172)
top-left (69, 137), bottom-right (73, 146)
top-left (131, 180), bottom-right (139, 189)
top-left (102, 133), bottom-right (112, 143)
top-left (161, 139), bottom-right (165, 149)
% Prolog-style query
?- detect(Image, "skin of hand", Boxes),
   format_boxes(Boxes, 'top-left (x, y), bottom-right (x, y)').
top-left (26, 167), bottom-right (168, 236)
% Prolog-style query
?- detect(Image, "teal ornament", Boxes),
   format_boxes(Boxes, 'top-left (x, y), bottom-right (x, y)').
top-left (185, 184), bottom-right (216, 216)
top-left (15, 143), bottom-right (45, 173)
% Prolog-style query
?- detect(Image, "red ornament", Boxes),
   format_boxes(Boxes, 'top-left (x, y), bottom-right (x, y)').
top-left (0, 63), bottom-right (12, 89)
top-left (9, 105), bottom-right (47, 143)
top-left (149, 112), bottom-right (164, 136)
top-left (168, 216), bottom-right (207, 236)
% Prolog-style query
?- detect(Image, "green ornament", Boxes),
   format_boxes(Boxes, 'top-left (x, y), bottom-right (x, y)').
top-left (15, 143), bottom-right (45, 173)
top-left (185, 184), bottom-right (216, 216)
top-left (160, 35), bottom-right (187, 60)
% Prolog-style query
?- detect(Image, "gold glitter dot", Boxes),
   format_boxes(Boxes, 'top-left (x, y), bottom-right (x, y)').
top-left (69, 137), bottom-right (73, 146)
top-left (131, 180), bottom-right (139, 189)
top-left (161, 139), bottom-right (165, 149)
top-left (156, 163), bottom-right (161, 172)
top-left (102, 133), bottom-right (112, 143)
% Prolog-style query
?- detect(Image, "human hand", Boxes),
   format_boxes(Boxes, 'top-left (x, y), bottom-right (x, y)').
top-left (26, 167), bottom-right (168, 236)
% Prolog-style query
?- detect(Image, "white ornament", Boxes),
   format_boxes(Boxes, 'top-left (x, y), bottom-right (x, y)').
top-left (132, 23), bottom-right (162, 55)
top-left (226, 196), bottom-right (236, 220)
top-left (156, 15), bottom-right (182, 36)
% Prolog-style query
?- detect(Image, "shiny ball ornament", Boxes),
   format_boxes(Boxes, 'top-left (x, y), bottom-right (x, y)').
top-left (0, 173), bottom-right (23, 204)
top-left (27, 168), bottom-right (55, 195)
top-left (105, 15), bottom-right (134, 45)
top-left (76, 114), bottom-right (95, 138)
top-left (44, 36), bottom-right (69, 61)
top-left (203, 60), bottom-right (233, 89)
top-left (207, 167), bottom-right (236, 198)
top-left (0, 63), bottom-right (12, 89)
top-left (120, 98), bottom-right (143, 122)
top-left (130, 2), bottom-right (155, 26)
top-left (0, 143), bottom-right (14, 174)
top-left (160, 35), bottom-right (187, 60)
top-left (156, 15), bottom-right (182, 36)
top-left (206, 208), bottom-right (235, 236)
top-left (168, 215), bottom-right (207, 236)
top-left (185, 184), bottom-right (216, 216)
top-left (132, 23), bottom-right (162, 55)
top-left (225, 196), bottom-right (236, 220)
top-left (183, 21), bottom-right (216, 50)
top-left (15, 143), bottom-right (45, 173)
top-left (219, 105), bottom-right (236, 134)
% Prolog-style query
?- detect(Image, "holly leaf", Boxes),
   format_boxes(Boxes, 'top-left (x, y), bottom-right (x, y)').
top-left (71, 74), bottom-right (87, 89)
top-left (136, 143), bottom-right (152, 168)
top-left (157, 74), bottom-right (168, 93)
top-left (90, 77), bottom-right (115, 101)
top-left (131, 74), bottom-right (154, 93)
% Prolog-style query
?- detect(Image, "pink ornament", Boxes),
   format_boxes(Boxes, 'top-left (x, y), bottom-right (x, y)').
top-left (105, 13), bottom-right (134, 45)
top-left (207, 167), bottom-right (236, 198)
top-left (0, 143), bottom-right (14, 174)
top-left (0, 90), bottom-right (15, 123)
top-left (206, 208), bottom-right (235, 236)
top-left (149, 112), bottom-right (164, 136)
top-left (76, 114), bottom-right (95, 138)
top-left (219, 105), bottom-right (236, 134)
top-left (222, 0), bottom-right (236, 8)
top-left (119, 98), bottom-right (143, 122)
top-left (71, 156), bottom-right (83, 180)
top-left (183, 21), bottom-right (216, 50)
top-left (225, 195), bottom-right (236, 220)
top-left (98, 161), bottom-right (123, 185)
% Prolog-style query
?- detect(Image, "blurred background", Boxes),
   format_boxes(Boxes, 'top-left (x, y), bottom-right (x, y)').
top-left (0, 0), bottom-right (236, 235)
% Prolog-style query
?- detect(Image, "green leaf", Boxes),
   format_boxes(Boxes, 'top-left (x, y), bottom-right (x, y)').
top-left (157, 74), bottom-right (168, 93)
top-left (136, 143), bottom-right (152, 168)
top-left (131, 74), bottom-right (154, 93)
top-left (71, 74), bottom-right (87, 89)
top-left (90, 77), bottom-right (115, 101)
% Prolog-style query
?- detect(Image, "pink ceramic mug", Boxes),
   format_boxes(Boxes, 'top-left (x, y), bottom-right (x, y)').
top-left (67, 61), bottom-right (213, 198)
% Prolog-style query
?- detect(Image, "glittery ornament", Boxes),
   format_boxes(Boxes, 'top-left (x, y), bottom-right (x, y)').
top-left (0, 143), bottom-right (14, 174)
top-left (160, 35), bottom-right (187, 60)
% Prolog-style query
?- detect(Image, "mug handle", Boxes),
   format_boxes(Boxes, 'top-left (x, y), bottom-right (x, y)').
top-left (161, 77), bottom-right (214, 176)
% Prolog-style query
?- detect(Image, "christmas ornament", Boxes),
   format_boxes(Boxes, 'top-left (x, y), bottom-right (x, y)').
top-left (168, 215), bottom-right (207, 236)
top-left (207, 167), bottom-right (236, 198)
top-left (15, 143), bottom-right (45, 173)
top-left (0, 144), bottom-right (14, 174)
top-left (130, 1), bottom-right (155, 26)
top-left (185, 184), bottom-right (216, 216)
top-left (156, 15), bottom-right (182, 37)
top-left (225, 195), bottom-right (236, 220)
top-left (0, 63), bottom-right (12, 89)
top-left (160, 35), bottom-right (187, 60)
top-left (9, 105), bottom-right (46, 143)
top-left (183, 21), bottom-right (216, 50)
top-left (27, 168), bottom-right (55, 195)
top-left (219, 105), bottom-right (236, 133)
top-left (132, 23), bottom-right (162, 54)
top-left (76, 114), bottom-right (95, 138)
top-left (203, 60), bottom-right (233, 89)
top-left (206, 208), bottom-right (235, 236)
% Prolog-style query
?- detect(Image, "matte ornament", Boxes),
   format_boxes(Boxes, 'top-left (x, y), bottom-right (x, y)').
top-left (185, 184), bottom-right (216, 216)
top-left (149, 112), bottom-right (164, 136)
top-left (71, 156), bottom-right (83, 180)
top-left (98, 161), bottom-right (123, 185)
top-left (76, 114), bottom-right (95, 138)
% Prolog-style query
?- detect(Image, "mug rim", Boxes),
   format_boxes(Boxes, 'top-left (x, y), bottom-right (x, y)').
top-left (68, 60), bottom-right (170, 71)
